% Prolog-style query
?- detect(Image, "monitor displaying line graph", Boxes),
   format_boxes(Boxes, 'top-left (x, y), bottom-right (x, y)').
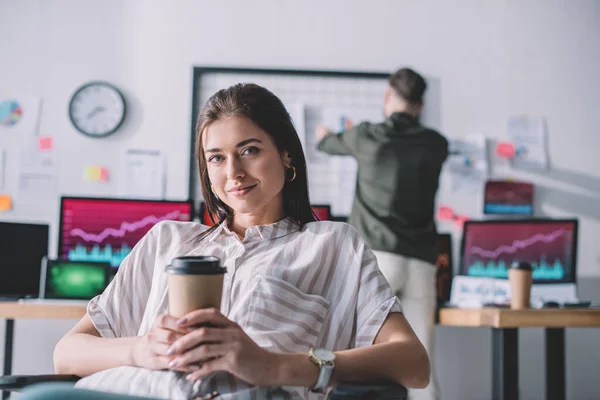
top-left (59, 197), bottom-right (193, 268)
top-left (460, 219), bottom-right (578, 283)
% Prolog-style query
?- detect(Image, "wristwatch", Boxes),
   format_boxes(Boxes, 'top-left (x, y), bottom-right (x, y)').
top-left (308, 348), bottom-right (336, 392)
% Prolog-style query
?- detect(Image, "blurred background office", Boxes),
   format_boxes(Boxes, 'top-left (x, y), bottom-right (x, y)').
top-left (0, 1), bottom-right (599, 399)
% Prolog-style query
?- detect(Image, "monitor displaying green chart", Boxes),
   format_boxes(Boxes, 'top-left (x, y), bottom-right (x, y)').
top-left (42, 259), bottom-right (110, 300)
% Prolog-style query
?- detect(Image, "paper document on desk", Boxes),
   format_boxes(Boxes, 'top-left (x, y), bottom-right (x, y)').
top-left (450, 276), bottom-right (579, 308)
top-left (450, 276), bottom-right (510, 308)
top-left (531, 284), bottom-right (578, 305)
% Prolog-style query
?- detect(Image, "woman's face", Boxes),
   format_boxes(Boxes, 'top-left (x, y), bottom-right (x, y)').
top-left (203, 116), bottom-right (290, 221)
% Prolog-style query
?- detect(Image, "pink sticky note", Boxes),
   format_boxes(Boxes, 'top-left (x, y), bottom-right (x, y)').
top-left (38, 136), bottom-right (53, 151)
top-left (437, 206), bottom-right (455, 221)
top-left (496, 142), bottom-right (516, 159)
top-left (99, 167), bottom-right (109, 182)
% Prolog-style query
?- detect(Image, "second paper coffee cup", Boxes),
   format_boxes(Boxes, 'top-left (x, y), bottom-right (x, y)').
top-left (166, 256), bottom-right (226, 318)
top-left (509, 261), bottom-right (533, 310)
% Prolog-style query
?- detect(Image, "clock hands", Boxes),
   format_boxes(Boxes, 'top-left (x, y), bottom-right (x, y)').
top-left (86, 105), bottom-right (107, 120)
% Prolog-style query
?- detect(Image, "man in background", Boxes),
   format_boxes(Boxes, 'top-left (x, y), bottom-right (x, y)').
top-left (316, 67), bottom-right (448, 400)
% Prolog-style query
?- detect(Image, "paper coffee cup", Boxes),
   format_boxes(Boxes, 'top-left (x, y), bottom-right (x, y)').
top-left (166, 256), bottom-right (226, 318)
top-left (509, 261), bottom-right (533, 310)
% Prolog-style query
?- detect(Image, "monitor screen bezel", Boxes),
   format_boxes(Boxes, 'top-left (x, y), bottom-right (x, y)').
top-left (57, 196), bottom-right (194, 265)
top-left (459, 218), bottom-right (578, 284)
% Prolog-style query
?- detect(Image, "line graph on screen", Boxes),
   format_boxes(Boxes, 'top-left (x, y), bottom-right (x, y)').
top-left (59, 198), bottom-right (192, 267)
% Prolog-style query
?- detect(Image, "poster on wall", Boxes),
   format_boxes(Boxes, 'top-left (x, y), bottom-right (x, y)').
top-left (507, 116), bottom-right (549, 170)
top-left (447, 134), bottom-right (489, 194)
top-left (0, 96), bottom-right (42, 135)
top-left (120, 149), bottom-right (166, 199)
top-left (18, 136), bottom-right (58, 198)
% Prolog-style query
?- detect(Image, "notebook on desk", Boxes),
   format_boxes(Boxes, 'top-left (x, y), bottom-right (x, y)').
top-left (20, 258), bottom-right (111, 305)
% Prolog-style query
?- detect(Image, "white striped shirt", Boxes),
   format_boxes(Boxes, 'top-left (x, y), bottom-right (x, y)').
top-left (76, 218), bottom-right (402, 399)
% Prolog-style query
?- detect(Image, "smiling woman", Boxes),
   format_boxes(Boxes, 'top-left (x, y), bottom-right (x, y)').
top-left (53, 83), bottom-right (430, 400)
top-left (195, 83), bottom-right (315, 240)
top-left (203, 117), bottom-right (291, 233)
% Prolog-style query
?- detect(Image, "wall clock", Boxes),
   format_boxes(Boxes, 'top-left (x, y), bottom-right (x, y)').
top-left (68, 81), bottom-right (126, 138)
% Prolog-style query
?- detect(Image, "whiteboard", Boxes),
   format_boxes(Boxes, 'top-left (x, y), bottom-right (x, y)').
top-left (189, 67), bottom-right (440, 216)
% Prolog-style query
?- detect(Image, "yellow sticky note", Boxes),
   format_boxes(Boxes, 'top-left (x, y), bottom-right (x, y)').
top-left (0, 194), bottom-right (12, 211)
top-left (84, 166), bottom-right (109, 182)
top-left (84, 166), bottom-right (101, 181)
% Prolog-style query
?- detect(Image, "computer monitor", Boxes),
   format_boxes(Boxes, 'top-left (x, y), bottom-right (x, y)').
top-left (199, 202), bottom-right (220, 226)
top-left (483, 180), bottom-right (534, 215)
top-left (199, 202), bottom-right (332, 226)
top-left (311, 205), bottom-right (331, 221)
top-left (0, 222), bottom-right (49, 298)
top-left (435, 233), bottom-right (453, 304)
top-left (40, 258), bottom-right (111, 300)
top-left (460, 219), bottom-right (578, 284)
top-left (58, 197), bottom-right (193, 268)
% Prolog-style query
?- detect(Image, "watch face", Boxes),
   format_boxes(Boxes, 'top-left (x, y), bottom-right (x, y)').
top-left (69, 82), bottom-right (126, 138)
top-left (313, 348), bottom-right (335, 362)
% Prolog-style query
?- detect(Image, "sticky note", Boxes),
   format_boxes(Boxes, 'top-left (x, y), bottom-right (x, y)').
top-left (0, 195), bottom-right (12, 211)
top-left (84, 166), bottom-right (109, 182)
top-left (84, 166), bottom-right (97, 181)
top-left (437, 205), bottom-right (455, 221)
top-left (99, 167), bottom-right (109, 182)
top-left (496, 142), bottom-right (516, 159)
top-left (38, 136), bottom-right (53, 151)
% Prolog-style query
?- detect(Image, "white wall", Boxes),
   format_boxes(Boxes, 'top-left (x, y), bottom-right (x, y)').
top-left (1, 0), bottom-right (599, 272)
top-left (1, 1), bottom-right (599, 399)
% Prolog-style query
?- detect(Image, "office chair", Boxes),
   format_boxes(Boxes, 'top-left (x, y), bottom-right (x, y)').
top-left (0, 374), bottom-right (407, 399)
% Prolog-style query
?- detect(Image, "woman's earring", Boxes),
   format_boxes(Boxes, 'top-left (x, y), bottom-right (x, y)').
top-left (286, 166), bottom-right (297, 182)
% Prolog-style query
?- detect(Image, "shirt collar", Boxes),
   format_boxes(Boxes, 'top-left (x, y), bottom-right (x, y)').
top-left (213, 217), bottom-right (301, 242)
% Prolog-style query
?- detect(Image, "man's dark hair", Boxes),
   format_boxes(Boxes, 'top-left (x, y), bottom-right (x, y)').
top-left (388, 68), bottom-right (427, 105)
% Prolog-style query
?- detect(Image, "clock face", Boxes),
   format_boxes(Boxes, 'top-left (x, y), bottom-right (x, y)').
top-left (69, 82), bottom-right (126, 138)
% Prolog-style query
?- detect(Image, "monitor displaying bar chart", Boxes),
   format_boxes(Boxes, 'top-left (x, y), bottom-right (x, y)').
top-left (59, 197), bottom-right (193, 268)
top-left (460, 219), bottom-right (578, 284)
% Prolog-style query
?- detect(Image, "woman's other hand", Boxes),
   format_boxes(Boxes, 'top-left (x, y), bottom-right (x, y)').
top-left (167, 308), bottom-right (281, 386)
top-left (132, 314), bottom-right (189, 370)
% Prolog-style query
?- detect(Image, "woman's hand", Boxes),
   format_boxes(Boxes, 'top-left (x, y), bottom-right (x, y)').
top-left (166, 308), bottom-right (282, 386)
top-left (131, 314), bottom-right (189, 370)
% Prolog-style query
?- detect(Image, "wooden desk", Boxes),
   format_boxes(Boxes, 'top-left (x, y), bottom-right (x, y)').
top-left (439, 307), bottom-right (600, 400)
top-left (0, 302), bottom-right (86, 400)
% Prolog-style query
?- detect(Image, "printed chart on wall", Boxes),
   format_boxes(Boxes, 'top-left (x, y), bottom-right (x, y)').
top-left (447, 134), bottom-right (489, 194)
top-left (507, 116), bottom-right (549, 170)
top-left (188, 67), bottom-right (442, 217)
top-left (0, 97), bottom-right (41, 133)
